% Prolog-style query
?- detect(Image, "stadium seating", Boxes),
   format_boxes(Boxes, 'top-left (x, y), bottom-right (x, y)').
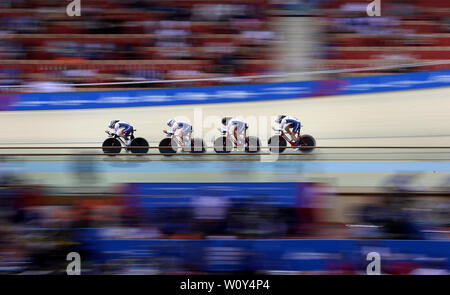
top-left (0, 0), bottom-right (275, 92)
top-left (319, 0), bottom-right (450, 76)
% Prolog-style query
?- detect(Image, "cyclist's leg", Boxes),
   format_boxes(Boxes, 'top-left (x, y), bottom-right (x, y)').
top-left (284, 124), bottom-right (296, 143)
top-left (244, 124), bottom-right (249, 147)
top-left (116, 128), bottom-right (128, 145)
top-left (186, 128), bottom-right (192, 146)
top-left (181, 127), bottom-right (192, 151)
top-left (179, 131), bottom-right (186, 151)
top-left (237, 123), bottom-right (246, 147)
top-left (186, 132), bottom-right (192, 149)
top-left (122, 126), bottom-right (133, 145)
top-left (230, 126), bottom-right (238, 145)
top-left (292, 122), bottom-right (301, 144)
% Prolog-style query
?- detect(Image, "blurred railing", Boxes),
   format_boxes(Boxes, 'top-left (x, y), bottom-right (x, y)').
top-left (1, 60), bottom-right (450, 89)
top-left (0, 145), bottom-right (449, 157)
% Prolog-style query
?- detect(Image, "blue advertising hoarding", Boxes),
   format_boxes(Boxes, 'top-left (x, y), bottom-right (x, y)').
top-left (121, 182), bottom-right (305, 208)
top-left (78, 234), bottom-right (450, 272)
top-left (3, 69), bottom-right (450, 111)
top-left (74, 182), bottom-right (450, 272)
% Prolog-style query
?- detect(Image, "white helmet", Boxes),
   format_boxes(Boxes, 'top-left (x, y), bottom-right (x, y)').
top-left (275, 115), bottom-right (286, 124)
top-left (167, 119), bottom-right (176, 127)
top-left (108, 120), bottom-right (120, 128)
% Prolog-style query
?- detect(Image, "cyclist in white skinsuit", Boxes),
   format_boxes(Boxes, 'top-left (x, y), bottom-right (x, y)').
top-left (164, 119), bottom-right (192, 150)
top-left (220, 117), bottom-right (248, 148)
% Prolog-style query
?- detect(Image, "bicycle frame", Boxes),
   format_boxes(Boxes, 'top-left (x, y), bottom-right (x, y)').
top-left (168, 133), bottom-right (193, 150)
top-left (226, 129), bottom-right (246, 148)
top-left (108, 130), bottom-right (136, 147)
top-left (277, 128), bottom-right (304, 147)
top-left (170, 134), bottom-right (185, 148)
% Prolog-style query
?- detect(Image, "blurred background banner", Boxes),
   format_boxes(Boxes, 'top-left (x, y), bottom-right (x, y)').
top-left (4, 69), bottom-right (450, 111)
top-left (0, 94), bottom-right (18, 111)
top-left (123, 182), bottom-right (304, 207)
top-left (1, 176), bottom-right (448, 274)
top-left (77, 235), bottom-right (450, 273)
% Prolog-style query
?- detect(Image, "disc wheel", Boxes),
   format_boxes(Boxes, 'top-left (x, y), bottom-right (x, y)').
top-left (298, 135), bottom-right (316, 153)
top-left (102, 138), bottom-right (122, 155)
top-left (130, 137), bottom-right (149, 154)
top-left (190, 138), bottom-right (206, 153)
top-left (245, 136), bottom-right (261, 153)
top-left (214, 136), bottom-right (233, 153)
top-left (158, 138), bottom-right (177, 156)
top-left (268, 136), bottom-right (287, 153)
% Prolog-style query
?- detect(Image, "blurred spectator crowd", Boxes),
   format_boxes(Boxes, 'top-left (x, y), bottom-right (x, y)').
top-left (319, 0), bottom-right (450, 76)
top-left (0, 170), bottom-right (449, 274)
top-left (0, 0), bottom-right (449, 92)
top-left (0, 0), bottom-right (277, 93)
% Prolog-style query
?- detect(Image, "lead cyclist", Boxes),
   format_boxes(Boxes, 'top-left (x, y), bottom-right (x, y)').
top-left (274, 115), bottom-right (302, 148)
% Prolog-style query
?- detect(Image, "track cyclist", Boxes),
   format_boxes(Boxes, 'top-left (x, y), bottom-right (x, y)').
top-left (164, 119), bottom-right (193, 151)
top-left (220, 117), bottom-right (248, 148)
top-left (106, 119), bottom-right (134, 146)
top-left (274, 115), bottom-right (302, 148)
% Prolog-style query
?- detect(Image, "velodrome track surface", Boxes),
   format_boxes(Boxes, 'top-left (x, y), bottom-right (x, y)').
top-left (1, 87), bottom-right (450, 148)
top-left (1, 87), bottom-right (449, 187)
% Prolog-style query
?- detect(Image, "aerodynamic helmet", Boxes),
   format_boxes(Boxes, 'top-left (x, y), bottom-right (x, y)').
top-left (221, 117), bottom-right (232, 126)
top-left (167, 119), bottom-right (176, 127)
top-left (108, 120), bottom-right (120, 128)
top-left (275, 115), bottom-right (286, 124)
